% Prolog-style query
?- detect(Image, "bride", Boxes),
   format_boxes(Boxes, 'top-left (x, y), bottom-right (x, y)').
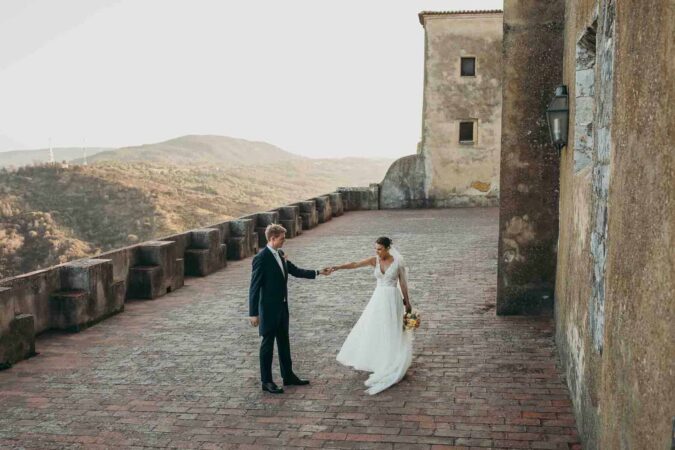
top-left (330, 237), bottom-right (414, 395)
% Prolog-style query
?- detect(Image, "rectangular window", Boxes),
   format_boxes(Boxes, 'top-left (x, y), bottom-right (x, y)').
top-left (459, 121), bottom-right (474, 143)
top-left (461, 57), bottom-right (476, 76)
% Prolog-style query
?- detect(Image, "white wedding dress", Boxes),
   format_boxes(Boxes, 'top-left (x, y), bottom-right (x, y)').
top-left (336, 253), bottom-right (413, 395)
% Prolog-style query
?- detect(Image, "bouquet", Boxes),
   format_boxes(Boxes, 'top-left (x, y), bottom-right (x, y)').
top-left (403, 309), bottom-right (421, 331)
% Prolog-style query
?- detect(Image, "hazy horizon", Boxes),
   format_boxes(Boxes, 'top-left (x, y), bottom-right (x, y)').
top-left (0, 0), bottom-right (503, 158)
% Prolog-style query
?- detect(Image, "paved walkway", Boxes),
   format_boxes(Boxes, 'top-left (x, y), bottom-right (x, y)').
top-left (0, 209), bottom-right (580, 449)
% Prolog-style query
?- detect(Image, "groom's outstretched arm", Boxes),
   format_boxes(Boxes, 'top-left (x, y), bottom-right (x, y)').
top-left (249, 255), bottom-right (264, 317)
top-left (286, 260), bottom-right (317, 279)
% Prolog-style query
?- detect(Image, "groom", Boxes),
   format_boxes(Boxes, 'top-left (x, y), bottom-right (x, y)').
top-left (248, 223), bottom-right (330, 394)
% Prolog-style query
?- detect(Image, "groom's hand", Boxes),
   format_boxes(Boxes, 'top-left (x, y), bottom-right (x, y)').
top-left (249, 316), bottom-right (259, 327)
top-left (319, 268), bottom-right (332, 276)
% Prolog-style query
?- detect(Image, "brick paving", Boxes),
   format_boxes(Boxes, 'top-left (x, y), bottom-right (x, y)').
top-left (0, 208), bottom-right (580, 449)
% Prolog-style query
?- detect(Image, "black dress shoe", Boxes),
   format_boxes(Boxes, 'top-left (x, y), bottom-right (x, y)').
top-left (261, 382), bottom-right (284, 394)
top-left (283, 376), bottom-right (310, 386)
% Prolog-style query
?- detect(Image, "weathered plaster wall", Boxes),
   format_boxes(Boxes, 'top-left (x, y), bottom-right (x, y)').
top-left (496, 0), bottom-right (564, 315)
top-left (555, 0), bottom-right (674, 448)
top-left (380, 11), bottom-right (502, 209)
top-left (422, 13), bottom-right (503, 205)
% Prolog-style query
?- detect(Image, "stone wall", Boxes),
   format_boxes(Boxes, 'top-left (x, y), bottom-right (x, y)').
top-left (380, 11), bottom-right (503, 209)
top-left (554, 0), bottom-right (674, 448)
top-left (496, 0), bottom-right (565, 315)
top-left (337, 185), bottom-right (380, 211)
top-left (0, 190), bottom-right (357, 369)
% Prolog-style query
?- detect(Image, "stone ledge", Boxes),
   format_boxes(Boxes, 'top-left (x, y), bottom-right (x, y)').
top-left (0, 314), bottom-right (36, 370)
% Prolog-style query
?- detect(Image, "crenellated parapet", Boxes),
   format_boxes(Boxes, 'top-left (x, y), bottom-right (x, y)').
top-left (0, 189), bottom-right (368, 369)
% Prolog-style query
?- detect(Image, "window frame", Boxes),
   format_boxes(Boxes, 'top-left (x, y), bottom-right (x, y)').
top-left (460, 57), bottom-right (476, 77)
top-left (459, 120), bottom-right (476, 144)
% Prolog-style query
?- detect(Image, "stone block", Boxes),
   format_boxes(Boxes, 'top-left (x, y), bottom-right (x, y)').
top-left (60, 258), bottom-right (113, 294)
top-left (314, 196), bottom-right (333, 223)
top-left (172, 258), bottom-right (185, 291)
top-left (274, 206), bottom-right (300, 237)
top-left (296, 201), bottom-right (319, 229)
top-left (219, 244), bottom-right (227, 267)
top-left (255, 227), bottom-right (268, 249)
top-left (0, 287), bottom-right (13, 334)
top-left (0, 313), bottom-right (36, 370)
top-left (1, 269), bottom-right (60, 334)
top-left (279, 219), bottom-right (297, 238)
top-left (329, 193), bottom-right (344, 216)
top-left (138, 240), bottom-right (174, 266)
top-left (132, 240), bottom-right (182, 299)
top-left (257, 211), bottom-right (279, 227)
top-left (56, 258), bottom-right (122, 329)
top-left (338, 184), bottom-right (380, 211)
top-left (230, 219), bottom-right (254, 237)
top-left (128, 266), bottom-right (164, 299)
top-left (227, 237), bottom-right (248, 260)
top-left (183, 228), bottom-right (226, 277)
top-left (49, 290), bottom-right (89, 331)
top-left (111, 280), bottom-right (126, 310)
top-left (278, 206), bottom-right (299, 221)
top-left (208, 222), bottom-right (231, 244)
top-left (251, 232), bottom-right (259, 255)
top-left (185, 249), bottom-right (208, 277)
top-left (190, 228), bottom-right (220, 250)
top-left (229, 219), bottom-right (254, 258)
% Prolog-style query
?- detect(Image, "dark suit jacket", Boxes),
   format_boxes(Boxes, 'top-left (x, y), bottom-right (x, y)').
top-left (248, 246), bottom-right (316, 335)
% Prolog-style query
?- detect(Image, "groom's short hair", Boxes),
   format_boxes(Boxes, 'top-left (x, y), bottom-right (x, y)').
top-left (265, 224), bottom-right (287, 241)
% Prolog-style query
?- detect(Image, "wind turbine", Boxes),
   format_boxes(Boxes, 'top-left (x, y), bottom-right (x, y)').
top-left (82, 138), bottom-right (87, 165)
top-left (48, 138), bottom-right (54, 163)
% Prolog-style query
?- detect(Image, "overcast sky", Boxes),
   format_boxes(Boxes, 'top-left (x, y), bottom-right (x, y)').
top-left (0, 0), bottom-right (502, 158)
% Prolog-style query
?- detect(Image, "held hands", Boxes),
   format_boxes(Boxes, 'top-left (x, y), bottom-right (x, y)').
top-left (319, 267), bottom-right (335, 276)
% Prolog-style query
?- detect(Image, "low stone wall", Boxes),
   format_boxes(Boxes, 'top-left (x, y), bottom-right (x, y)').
top-left (0, 190), bottom-right (356, 369)
top-left (337, 185), bottom-right (380, 211)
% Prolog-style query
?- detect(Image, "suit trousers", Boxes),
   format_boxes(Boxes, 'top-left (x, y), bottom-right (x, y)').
top-left (259, 309), bottom-right (293, 383)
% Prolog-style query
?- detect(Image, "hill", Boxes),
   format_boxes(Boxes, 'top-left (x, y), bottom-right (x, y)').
top-left (0, 157), bottom-right (392, 279)
top-left (0, 147), bottom-right (111, 168)
top-left (81, 135), bottom-right (304, 166)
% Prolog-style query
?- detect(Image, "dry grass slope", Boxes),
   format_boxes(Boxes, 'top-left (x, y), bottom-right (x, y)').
top-left (0, 156), bottom-right (392, 279)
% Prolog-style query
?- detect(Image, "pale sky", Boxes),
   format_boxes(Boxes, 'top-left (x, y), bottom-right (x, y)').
top-left (0, 0), bottom-right (503, 158)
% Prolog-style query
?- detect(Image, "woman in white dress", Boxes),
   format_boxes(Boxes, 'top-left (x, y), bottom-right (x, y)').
top-left (331, 237), bottom-right (414, 395)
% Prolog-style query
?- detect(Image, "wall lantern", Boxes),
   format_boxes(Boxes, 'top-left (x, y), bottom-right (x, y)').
top-left (546, 85), bottom-right (569, 151)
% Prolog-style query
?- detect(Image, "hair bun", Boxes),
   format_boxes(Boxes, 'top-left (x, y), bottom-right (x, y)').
top-left (376, 236), bottom-right (392, 248)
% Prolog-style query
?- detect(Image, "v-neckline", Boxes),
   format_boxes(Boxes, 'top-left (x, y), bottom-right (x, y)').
top-left (379, 256), bottom-right (394, 275)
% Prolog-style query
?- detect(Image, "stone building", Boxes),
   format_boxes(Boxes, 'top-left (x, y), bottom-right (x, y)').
top-left (380, 10), bottom-right (503, 209)
top-left (497, 0), bottom-right (673, 448)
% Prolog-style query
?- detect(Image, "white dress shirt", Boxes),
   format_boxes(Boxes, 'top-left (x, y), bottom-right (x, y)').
top-left (266, 244), bottom-right (286, 275)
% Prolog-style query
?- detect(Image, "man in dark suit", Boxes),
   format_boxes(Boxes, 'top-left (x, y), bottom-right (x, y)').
top-left (248, 224), bottom-right (330, 394)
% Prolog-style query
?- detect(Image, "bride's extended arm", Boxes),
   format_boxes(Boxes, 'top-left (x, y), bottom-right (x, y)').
top-left (331, 257), bottom-right (376, 271)
top-left (399, 267), bottom-right (412, 312)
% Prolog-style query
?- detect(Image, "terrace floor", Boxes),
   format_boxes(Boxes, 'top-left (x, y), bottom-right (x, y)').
top-left (0, 208), bottom-right (580, 449)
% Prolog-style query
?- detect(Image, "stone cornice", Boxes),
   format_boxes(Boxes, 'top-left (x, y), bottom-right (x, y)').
top-left (419, 10), bottom-right (503, 27)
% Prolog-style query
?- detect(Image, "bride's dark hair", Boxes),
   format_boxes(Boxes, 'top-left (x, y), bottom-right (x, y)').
top-left (376, 237), bottom-right (392, 249)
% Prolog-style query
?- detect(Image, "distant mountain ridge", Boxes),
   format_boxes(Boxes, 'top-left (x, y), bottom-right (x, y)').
top-left (0, 147), bottom-right (111, 168)
top-left (79, 135), bottom-right (305, 167)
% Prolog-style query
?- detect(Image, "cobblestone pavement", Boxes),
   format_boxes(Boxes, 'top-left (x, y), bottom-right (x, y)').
top-left (0, 208), bottom-right (580, 449)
